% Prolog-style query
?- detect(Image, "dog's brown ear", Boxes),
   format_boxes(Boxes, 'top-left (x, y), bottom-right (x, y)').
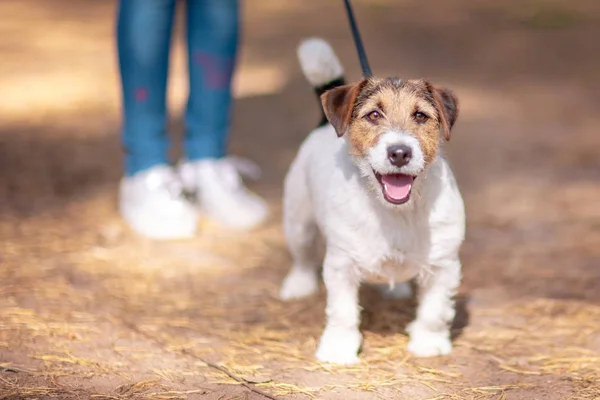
top-left (429, 85), bottom-right (459, 141)
top-left (320, 80), bottom-right (367, 137)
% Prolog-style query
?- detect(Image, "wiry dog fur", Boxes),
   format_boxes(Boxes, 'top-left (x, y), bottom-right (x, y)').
top-left (280, 38), bottom-right (465, 365)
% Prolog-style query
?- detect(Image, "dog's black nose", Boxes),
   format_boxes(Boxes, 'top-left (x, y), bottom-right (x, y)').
top-left (387, 144), bottom-right (412, 167)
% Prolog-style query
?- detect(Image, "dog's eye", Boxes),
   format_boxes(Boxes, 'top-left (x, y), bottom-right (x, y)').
top-left (413, 111), bottom-right (429, 123)
top-left (365, 110), bottom-right (382, 122)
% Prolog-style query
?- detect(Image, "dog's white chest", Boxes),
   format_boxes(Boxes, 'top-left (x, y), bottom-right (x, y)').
top-left (348, 211), bottom-right (427, 286)
top-left (360, 241), bottom-right (424, 286)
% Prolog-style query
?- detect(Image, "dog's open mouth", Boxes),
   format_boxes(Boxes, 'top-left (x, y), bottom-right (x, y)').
top-left (375, 172), bottom-right (415, 204)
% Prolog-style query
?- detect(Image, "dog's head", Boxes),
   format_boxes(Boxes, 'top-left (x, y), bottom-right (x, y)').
top-left (321, 77), bottom-right (458, 207)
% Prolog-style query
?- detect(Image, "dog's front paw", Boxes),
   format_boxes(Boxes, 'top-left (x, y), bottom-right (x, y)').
top-left (279, 267), bottom-right (319, 301)
top-left (406, 323), bottom-right (452, 357)
top-left (315, 327), bottom-right (362, 365)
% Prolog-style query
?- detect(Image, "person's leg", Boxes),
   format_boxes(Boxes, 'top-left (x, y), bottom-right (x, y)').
top-left (184, 0), bottom-right (239, 160)
top-left (180, 0), bottom-right (267, 230)
top-left (117, 0), bottom-right (198, 239)
top-left (117, 0), bottom-right (175, 176)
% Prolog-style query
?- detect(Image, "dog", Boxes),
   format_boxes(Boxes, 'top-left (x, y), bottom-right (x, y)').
top-left (279, 38), bottom-right (465, 365)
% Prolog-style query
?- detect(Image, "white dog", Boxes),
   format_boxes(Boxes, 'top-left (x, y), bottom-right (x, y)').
top-left (279, 38), bottom-right (465, 365)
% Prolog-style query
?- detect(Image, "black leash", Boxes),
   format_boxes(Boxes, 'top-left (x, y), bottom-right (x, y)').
top-left (314, 0), bottom-right (371, 128)
top-left (343, 0), bottom-right (373, 77)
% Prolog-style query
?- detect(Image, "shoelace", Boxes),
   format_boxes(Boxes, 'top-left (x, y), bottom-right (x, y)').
top-left (144, 168), bottom-right (188, 200)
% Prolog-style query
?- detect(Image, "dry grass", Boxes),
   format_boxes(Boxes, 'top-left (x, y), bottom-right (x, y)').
top-left (2, 219), bottom-right (600, 399)
top-left (2, 165), bottom-right (600, 400)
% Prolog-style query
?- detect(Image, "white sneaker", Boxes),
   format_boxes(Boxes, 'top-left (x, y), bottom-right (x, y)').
top-left (179, 157), bottom-right (268, 230)
top-left (119, 165), bottom-right (198, 239)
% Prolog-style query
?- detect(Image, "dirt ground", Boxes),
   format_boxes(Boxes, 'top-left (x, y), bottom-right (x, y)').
top-left (1, 0), bottom-right (600, 399)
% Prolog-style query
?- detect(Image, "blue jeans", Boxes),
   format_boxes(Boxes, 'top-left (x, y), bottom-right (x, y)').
top-left (117, 0), bottom-right (239, 176)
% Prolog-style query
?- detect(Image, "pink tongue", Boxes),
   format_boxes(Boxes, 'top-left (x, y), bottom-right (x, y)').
top-left (381, 174), bottom-right (413, 201)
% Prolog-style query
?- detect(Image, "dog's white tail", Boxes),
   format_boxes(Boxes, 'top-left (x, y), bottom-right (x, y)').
top-left (297, 38), bottom-right (346, 127)
top-left (297, 38), bottom-right (344, 87)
